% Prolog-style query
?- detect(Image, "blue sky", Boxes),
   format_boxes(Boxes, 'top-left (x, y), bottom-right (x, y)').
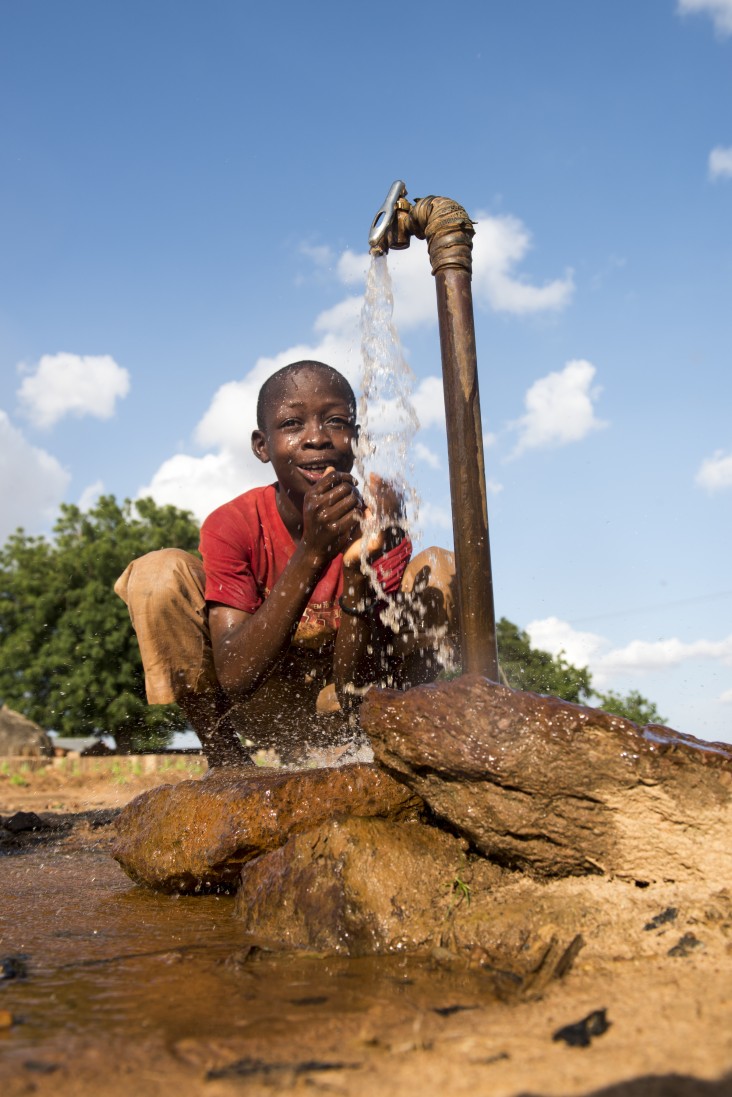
top-left (1, 0), bottom-right (731, 741)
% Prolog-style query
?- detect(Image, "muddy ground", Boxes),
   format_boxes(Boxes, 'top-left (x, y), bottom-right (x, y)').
top-left (1, 760), bottom-right (731, 1097)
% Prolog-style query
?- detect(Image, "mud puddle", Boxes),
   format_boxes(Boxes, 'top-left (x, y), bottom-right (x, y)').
top-left (0, 837), bottom-right (510, 1094)
top-left (2, 823), bottom-right (731, 1097)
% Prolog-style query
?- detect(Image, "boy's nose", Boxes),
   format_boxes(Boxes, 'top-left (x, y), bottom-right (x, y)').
top-left (302, 420), bottom-right (333, 447)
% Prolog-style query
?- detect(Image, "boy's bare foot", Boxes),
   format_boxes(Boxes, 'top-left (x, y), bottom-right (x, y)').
top-left (177, 690), bottom-right (254, 768)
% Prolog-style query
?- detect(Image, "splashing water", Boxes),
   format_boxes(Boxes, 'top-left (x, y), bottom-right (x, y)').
top-left (353, 253), bottom-right (455, 674)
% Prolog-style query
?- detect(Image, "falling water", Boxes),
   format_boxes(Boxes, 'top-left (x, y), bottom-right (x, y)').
top-left (355, 255), bottom-right (454, 673)
top-left (355, 253), bottom-right (420, 536)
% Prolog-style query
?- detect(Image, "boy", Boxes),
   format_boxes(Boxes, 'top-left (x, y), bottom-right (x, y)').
top-left (116, 360), bottom-right (456, 766)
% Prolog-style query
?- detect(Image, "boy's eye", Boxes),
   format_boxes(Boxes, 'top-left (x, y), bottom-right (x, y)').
top-left (327, 416), bottom-right (354, 428)
top-left (279, 418), bottom-right (302, 429)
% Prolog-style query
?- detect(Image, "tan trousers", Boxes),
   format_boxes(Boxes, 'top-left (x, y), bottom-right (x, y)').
top-left (115, 546), bottom-right (458, 756)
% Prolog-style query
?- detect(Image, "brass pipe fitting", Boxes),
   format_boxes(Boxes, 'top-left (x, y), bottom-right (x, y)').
top-left (401, 195), bottom-right (476, 277)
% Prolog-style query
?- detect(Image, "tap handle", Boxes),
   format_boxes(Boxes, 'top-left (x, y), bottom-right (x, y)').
top-left (368, 180), bottom-right (407, 254)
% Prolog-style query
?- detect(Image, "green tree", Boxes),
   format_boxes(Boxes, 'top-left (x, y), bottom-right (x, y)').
top-left (497, 617), bottom-right (593, 703)
top-left (496, 617), bottom-right (663, 724)
top-left (591, 688), bottom-right (665, 725)
top-left (0, 495), bottom-right (200, 752)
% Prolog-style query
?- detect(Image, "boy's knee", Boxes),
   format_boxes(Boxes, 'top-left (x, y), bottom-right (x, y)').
top-left (402, 546), bottom-right (455, 595)
top-left (115, 548), bottom-right (204, 612)
top-left (399, 546), bottom-right (458, 644)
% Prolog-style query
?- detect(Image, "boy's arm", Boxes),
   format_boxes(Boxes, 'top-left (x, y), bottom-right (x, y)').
top-left (332, 475), bottom-right (408, 709)
top-left (331, 560), bottom-right (389, 709)
top-left (209, 471), bottom-right (361, 699)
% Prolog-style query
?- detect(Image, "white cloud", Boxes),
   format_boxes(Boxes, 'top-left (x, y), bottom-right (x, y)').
top-left (415, 442), bottom-right (441, 469)
top-left (709, 146), bottom-right (732, 180)
top-left (510, 359), bottom-right (608, 457)
top-left (678, 0), bottom-right (732, 37)
top-left (138, 450), bottom-right (272, 523)
top-left (17, 353), bottom-right (130, 429)
top-left (78, 480), bottom-right (104, 512)
top-left (526, 615), bottom-right (732, 691)
top-left (314, 296), bottom-right (362, 337)
top-left (526, 616), bottom-right (606, 671)
top-left (602, 635), bottom-right (732, 673)
top-left (0, 410), bottom-right (70, 540)
top-left (472, 212), bottom-right (575, 314)
top-left (487, 478), bottom-right (504, 494)
top-left (412, 376), bottom-right (446, 430)
top-left (696, 449), bottom-right (732, 491)
top-left (299, 242), bottom-right (335, 267)
top-left (721, 689), bottom-right (732, 703)
top-left (418, 501), bottom-right (453, 531)
top-left (338, 249), bottom-right (370, 286)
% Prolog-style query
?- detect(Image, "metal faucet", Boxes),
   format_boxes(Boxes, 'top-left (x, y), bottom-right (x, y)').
top-left (368, 180), bottom-right (408, 254)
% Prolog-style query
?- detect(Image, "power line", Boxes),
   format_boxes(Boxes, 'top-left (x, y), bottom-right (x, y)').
top-left (568, 590), bottom-right (732, 626)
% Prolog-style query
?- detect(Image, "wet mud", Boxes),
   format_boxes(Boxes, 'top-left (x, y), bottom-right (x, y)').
top-left (1, 812), bottom-right (731, 1097)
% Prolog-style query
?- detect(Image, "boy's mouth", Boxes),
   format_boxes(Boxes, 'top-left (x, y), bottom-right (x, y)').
top-left (297, 461), bottom-right (334, 483)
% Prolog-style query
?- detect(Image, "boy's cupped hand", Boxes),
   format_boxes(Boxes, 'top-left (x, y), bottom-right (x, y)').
top-left (301, 466), bottom-right (364, 561)
top-left (342, 472), bottom-right (405, 569)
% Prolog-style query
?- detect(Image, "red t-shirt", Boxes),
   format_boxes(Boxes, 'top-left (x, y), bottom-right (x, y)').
top-left (199, 483), bottom-right (343, 650)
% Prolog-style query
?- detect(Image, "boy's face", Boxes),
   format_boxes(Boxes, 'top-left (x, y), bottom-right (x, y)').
top-left (251, 367), bottom-right (358, 504)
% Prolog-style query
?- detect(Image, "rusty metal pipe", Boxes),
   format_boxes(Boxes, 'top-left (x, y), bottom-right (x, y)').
top-left (369, 185), bottom-right (499, 680)
top-left (433, 265), bottom-right (498, 679)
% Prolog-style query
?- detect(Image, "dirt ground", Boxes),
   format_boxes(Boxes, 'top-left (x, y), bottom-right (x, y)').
top-left (2, 760), bottom-right (732, 1097)
top-left (0, 754), bottom-right (208, 814)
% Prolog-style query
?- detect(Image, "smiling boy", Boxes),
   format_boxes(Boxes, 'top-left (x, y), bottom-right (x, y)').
top-left (116, 360), bottom-right (457, 766)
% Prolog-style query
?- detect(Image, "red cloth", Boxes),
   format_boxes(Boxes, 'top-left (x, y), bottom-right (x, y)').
top-left (199, 484), bottom-right (413, 635)
top-left (199, 484), bottom-right (344, 618)
top-left (372, 537), bottom-right (413, 595)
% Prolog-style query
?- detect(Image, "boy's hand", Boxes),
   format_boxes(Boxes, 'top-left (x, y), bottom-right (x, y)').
top-left (342, 474), bottom-right (406, 571)
top-left (300, 467), bottom-right (363, 563)
top-left (366, 473), bottom-right (405, 526)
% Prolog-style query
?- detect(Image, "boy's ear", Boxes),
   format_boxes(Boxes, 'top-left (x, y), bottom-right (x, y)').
top-left (251, 430), bottom-right (270, 464)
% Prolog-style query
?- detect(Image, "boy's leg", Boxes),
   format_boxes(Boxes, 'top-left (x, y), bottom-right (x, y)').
top-left (115, 549), bottom-right (251, 766)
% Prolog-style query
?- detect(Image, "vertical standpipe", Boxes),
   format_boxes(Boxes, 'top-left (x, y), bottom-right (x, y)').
top-left (369, 188), bottom-right (499, 680)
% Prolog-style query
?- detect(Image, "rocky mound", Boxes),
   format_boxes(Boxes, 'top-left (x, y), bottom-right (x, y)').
top-left (0, 704), bottom-right (53, 757)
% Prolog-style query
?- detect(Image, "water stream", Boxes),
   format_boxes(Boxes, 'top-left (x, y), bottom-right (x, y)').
top-left (355, 254), bottom-right (456, 675)
top-left (355, 253), bottom-right (420, 537)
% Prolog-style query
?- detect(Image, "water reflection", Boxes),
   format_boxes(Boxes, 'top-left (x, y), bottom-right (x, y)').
top-left (1, 843), bottom-right (499, 1061)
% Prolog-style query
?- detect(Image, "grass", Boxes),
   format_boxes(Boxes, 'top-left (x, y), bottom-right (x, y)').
top-left (0, 752), bottom-right (206, 787)
top-left (451, 876), bottom-right (471, 905)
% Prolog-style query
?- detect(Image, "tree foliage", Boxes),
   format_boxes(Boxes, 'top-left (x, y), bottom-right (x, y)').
top-left (0, 496), bottom-right (200, 752)
top-left (497, 617), bottom-right (664, 725)
top-left (590, 688), bottom-right (665, 726)
top-left (497, 618), bottom-right (593, 704)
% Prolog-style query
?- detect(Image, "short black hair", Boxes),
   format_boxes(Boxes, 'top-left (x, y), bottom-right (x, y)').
top-left (256, 360), bottom-right (356, 430)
